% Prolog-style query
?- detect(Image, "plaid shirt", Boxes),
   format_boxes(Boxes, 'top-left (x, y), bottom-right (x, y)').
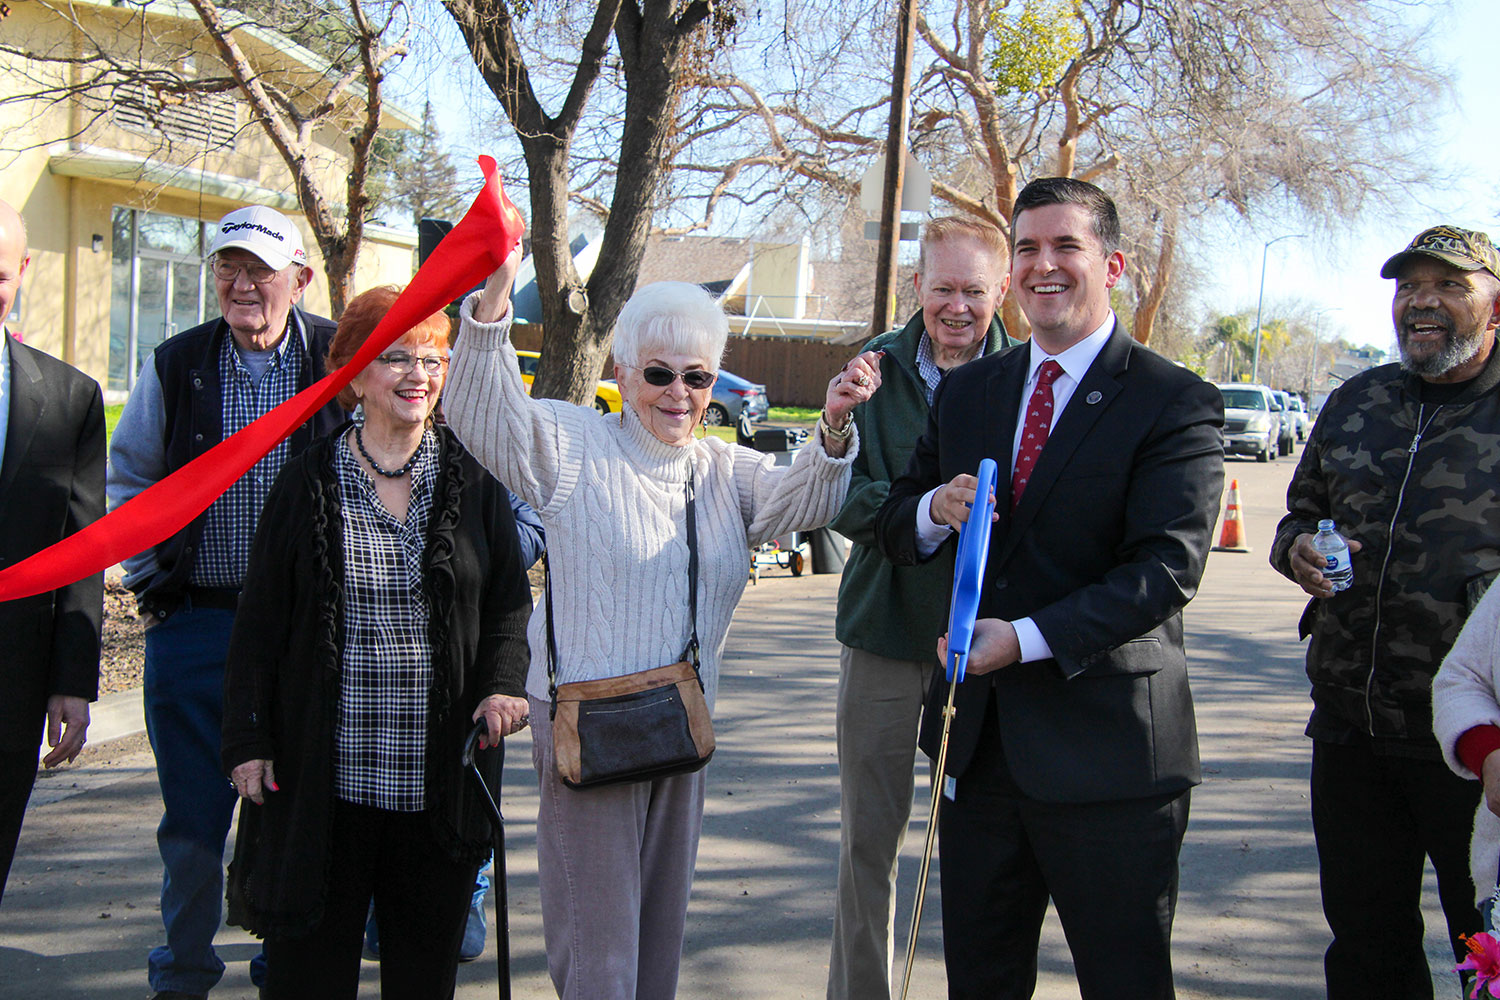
top-left (915, 329), bottom-right (988, 406)
top-left (190, 319), bottom-right (306, 588)
top-left (333, 429), bottom-right (439, 811)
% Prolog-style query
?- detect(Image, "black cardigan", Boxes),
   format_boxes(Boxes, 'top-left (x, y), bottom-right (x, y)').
top-left (221, 424), bottom-right (532, 938)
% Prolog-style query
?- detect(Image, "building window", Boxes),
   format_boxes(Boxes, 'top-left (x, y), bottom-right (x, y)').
top-left (113, 83), bottom-right (239, 149)
top-left (108, 208), bottom-right (220, 392)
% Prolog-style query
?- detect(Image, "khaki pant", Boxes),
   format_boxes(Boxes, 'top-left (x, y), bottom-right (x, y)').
top-left (529, 695), bottom-right (707, 1000)
top-left (827, 646), bottom-right (934, 1000)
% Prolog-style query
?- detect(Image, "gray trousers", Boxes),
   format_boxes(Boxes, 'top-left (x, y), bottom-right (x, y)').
top-left (827, 645), bottom-right (934, 1000)
top-left (529, 695), bottom-right (707, 1000)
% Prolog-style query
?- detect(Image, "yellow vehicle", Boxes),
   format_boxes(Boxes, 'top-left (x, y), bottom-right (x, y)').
top-left (515, 350), bottom-right (623, 414)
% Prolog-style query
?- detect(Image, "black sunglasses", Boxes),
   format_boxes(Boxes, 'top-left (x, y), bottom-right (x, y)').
top-left (627, 364), bottom-right (716, 390)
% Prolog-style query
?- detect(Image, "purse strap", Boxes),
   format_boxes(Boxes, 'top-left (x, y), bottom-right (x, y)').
top-left (546, 472), bottom-right (702, 711)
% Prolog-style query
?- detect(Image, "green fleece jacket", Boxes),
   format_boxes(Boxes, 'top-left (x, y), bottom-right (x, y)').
top-left (830, 309), bottom-right (1016, 662)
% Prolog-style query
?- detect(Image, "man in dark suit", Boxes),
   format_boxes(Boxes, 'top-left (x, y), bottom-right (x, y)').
top-left (875, 178), bottom-right (1224, 998)
top-left (0, 197), bottom-right (105, 905)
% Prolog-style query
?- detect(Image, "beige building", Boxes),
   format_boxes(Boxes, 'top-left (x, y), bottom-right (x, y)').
top-left (0, 0), bottom-right (419, 398)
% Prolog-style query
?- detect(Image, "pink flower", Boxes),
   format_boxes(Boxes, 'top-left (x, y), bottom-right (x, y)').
top-left (1459, 932), bottom-right (1500, 998)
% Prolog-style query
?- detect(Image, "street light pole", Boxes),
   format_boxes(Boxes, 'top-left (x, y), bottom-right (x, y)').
top-left (1303, 306), bottom-right (1340, 397)
top-left (1251, 233), bottom-right (1305, 385)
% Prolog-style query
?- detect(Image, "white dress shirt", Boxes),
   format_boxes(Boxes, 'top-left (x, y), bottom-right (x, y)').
top-left (915, 313), bottom-right (1117, 663)
top-left (0, 329), bottom-right (12, 468)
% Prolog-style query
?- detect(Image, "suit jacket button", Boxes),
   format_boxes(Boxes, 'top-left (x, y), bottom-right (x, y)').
top-left (195, 433), bottom-right (204, 442)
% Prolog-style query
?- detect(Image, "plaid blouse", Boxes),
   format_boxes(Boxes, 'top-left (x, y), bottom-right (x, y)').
top-left (333, 428), bottom-right (439, 812)
top-left (191, 320), bottom-right (305, 588)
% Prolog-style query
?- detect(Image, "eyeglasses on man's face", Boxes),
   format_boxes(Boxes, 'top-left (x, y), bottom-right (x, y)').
top-left (377, 352), bottom-right (449, 376)
top-left (626, 363), bottom-right (717, 390)
top-left (210, 256), bottom-right (282, 285)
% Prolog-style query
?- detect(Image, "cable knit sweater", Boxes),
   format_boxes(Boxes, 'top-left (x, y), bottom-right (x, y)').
top-left (444, 294), bottom-right (858, 709)
top-left (1433, 579), bottom-right (1500, 905)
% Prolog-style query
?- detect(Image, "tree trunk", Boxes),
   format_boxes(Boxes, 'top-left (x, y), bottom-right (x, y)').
top-left (522, 130), bottom-right (597, 402)
top-left (1129, 223), bottom-right (1175, 346)
top-left (530, 0), bottom-right (710, 404)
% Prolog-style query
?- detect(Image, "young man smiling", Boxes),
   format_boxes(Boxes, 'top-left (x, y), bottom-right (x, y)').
top-left (876, 178), bottom-right (1224, 998)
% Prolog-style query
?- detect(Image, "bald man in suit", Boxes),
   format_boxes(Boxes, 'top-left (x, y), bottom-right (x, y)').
top-left (0, 198), bottom-right (106, 904)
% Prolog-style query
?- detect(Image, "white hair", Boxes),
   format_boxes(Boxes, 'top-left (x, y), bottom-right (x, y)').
top-left (613, 281), bottom-right (728, 369)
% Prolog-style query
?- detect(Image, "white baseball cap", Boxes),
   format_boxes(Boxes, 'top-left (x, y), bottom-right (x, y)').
top-left (209, 206), bottom-right (308, 270)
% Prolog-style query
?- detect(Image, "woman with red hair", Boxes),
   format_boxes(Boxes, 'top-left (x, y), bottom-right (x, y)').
top-left (220, 286), bottom-right (532, 998)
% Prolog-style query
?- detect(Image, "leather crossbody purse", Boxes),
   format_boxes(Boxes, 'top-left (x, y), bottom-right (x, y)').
top-left (546, 474), bottom-right (715, 789)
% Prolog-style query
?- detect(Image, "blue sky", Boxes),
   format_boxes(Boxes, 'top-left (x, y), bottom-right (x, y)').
top-left (1200, 0), bottom-right (1497, 351)
top-left (402, 1), bottom-right (1489, 354)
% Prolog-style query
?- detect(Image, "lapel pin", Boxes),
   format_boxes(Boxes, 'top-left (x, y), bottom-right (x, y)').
top-left (1086, 391), bottom-right (1102, 405)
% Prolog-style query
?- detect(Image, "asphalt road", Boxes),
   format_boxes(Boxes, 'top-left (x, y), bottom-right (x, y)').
top-left (0, 441), bottom-right (1469, 998)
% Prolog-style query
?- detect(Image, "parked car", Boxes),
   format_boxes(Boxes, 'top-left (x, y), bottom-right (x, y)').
top-left (515, 350), bottom-right (623, 414)
top-left (704, 369), bottom-right (769, 426)
top-left (1271, 390), bottom-right (1296, 456)
top-left (1284, 394), bottom-right (1311, 441)
top-left (1214, 383), bottom-right (1281, 462)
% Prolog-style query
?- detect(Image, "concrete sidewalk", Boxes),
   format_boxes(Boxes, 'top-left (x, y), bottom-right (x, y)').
top-left (0, 475), bottom-right (1466, 997)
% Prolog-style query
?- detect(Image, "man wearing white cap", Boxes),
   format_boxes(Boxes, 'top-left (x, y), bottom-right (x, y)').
top-left (108, 205), bottom-right (346, 999)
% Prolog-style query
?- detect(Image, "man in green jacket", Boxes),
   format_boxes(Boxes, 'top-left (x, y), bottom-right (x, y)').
top-left (826, 216), bottom-right (1017, 1000)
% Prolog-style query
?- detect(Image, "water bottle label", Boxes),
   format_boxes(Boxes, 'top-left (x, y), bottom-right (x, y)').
top-left (1322, 546), bottom-right (1353, 591)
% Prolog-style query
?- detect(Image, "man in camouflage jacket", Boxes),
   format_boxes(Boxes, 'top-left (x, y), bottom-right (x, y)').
top-left (1272, 225), bottom-right (1500, 998)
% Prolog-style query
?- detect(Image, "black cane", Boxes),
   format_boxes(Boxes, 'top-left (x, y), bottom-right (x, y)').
top-left (463, 721), bottom-right (511, 1000)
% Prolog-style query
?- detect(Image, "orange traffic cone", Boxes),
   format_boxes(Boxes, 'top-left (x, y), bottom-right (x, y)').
top-left (1212, 479), bottom-right (1251, 553)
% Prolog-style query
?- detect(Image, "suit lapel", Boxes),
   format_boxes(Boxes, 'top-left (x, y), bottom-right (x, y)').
top-left (0, 337), bottom-right (44, 504)
top-left (996, 330), bottom-right (1131, 565)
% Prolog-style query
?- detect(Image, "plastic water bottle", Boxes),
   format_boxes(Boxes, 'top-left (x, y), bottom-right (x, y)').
top-left (1313, 519), bottom-right (1353, 592)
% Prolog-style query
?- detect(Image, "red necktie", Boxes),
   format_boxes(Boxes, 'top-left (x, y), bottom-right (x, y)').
top-left (1011, 360), bottom-right (1063, 511)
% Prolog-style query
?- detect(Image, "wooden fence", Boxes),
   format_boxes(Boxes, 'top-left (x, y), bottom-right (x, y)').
top-left (719, 336), bottom-right (869, 408)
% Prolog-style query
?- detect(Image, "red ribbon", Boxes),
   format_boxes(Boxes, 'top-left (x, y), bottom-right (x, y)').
top-left (0, 156), bottom-right (524, 603)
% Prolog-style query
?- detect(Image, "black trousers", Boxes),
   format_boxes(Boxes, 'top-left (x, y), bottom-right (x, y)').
top-left (938, 698), bottom-right (1190, 999)
top-left (262, 799), bottom-right (480, 1000)
top-left (1311, 738), bottom-right (1482, 1000)
top-left (0, 749), bottom-right (39, 906)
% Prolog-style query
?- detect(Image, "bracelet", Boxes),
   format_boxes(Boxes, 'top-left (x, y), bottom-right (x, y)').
top-left (819, 409), bottom-right (853, 442)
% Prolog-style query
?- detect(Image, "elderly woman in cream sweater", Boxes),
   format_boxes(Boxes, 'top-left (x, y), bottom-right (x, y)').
top-left (1434, 581), bottom-right (1500, 916)
top-left (443, 250), bottom-right (881, 999)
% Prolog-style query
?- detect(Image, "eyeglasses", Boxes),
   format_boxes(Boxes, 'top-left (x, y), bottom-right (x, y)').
top-left (377, 352), bottom-right (449, 376)
top-left (625, 363), bottom-right (716, 390)
top-left (210, 257), bottom-right (280, 284)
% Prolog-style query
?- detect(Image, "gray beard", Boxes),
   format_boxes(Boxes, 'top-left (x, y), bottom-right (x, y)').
top-left (1398, 325), bottom-right (1484, 378)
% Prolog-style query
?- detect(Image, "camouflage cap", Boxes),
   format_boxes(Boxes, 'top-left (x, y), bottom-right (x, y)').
top-left (1380, 225), bottom-right (1500, 282)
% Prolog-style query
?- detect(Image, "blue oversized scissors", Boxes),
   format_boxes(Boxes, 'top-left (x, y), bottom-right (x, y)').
top-left (900, 457), bottom-right (998, 999)
top-left (944, 457), bottom-right (998, 683)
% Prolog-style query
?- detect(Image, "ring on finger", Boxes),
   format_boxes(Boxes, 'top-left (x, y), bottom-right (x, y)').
top-left (856, 374), bottom-right (871, 387)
